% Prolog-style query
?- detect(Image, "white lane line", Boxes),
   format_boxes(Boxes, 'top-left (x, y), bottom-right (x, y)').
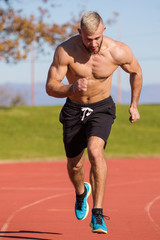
top-left (108, 178), bottom-right (160, 188)
top-left (0, 187), bottom-right (72, 191)
top-left (145, 195), bottom-right (160, 231)
top-left (0, 192), bottom-right (72, 236)
top-left (1, 179), bottom-right (159, 191)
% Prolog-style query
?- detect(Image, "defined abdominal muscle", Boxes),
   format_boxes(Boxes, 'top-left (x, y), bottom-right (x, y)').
top-left (71, 83), bottom-right (111, 104)
top-left (68, 74), bottom-right (112, 103)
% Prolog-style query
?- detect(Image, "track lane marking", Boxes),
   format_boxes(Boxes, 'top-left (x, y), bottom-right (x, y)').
top-left (145, 195), bottom-right (160, 231)
top-left (0, 192), bottom-right (72, 237)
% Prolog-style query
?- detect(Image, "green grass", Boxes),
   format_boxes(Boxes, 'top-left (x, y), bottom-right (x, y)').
top-left (0, 106), bottom-right (65, 161)
top-left (106, 104), bottom-right (160, 158)
top-left (0, 104), bottom-right (159, 161)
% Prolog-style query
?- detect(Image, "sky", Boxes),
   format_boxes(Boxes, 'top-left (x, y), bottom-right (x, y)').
top-left (1, 0), bottom-right (160, 91)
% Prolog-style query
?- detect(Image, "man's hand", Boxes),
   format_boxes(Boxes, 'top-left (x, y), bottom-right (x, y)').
top-left (129, 105), bottom-right (140, 123)
top-left (72, 78), bottom-right (88, 93)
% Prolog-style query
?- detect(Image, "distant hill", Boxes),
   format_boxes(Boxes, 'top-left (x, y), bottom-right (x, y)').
top-left (1, 82), bottom-right (160, 106)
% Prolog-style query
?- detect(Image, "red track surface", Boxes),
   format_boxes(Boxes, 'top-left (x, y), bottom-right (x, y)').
top-left (0, 158), bottom-right (160, 240)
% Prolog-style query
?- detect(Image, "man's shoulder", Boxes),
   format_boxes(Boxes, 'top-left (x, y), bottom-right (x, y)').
top-left (104, 37), bottom-right (132, 64)
top-left (103, 36), bottom-right (127, 50)
top-left (59, 35), bottom-right (80, 50)
top-left (54, 35), bottom-right (80, 64)
top-left (55, 35), bottom-right (80, 58)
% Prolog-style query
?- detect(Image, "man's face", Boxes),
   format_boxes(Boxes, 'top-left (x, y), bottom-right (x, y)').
top-left (79, 21), bottom-right (106, 54)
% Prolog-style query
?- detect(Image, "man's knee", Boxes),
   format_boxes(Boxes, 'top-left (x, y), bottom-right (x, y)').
top-left (87, 137), bottom-right (105, 163)
top-left (67, 160), bottom-right (82, 173)
top-left (67, 151), bottom-right (84, 172)
top-left (88, 146), bottom-right (101, 161)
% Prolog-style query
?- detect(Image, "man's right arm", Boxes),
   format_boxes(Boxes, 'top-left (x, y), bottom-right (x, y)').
top-left (46, 46), bottom-right (74, 98)
top-left (46, 45), bottom-right (88, 98)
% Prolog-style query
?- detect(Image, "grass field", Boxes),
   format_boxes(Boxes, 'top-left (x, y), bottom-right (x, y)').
top-left (0, 104), bottom-right (159, 161)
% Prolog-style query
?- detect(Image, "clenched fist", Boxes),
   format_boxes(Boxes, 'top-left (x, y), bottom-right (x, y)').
top-left (72, 77), bottom-right (88, 93)
top-left (129, 105), bottom-right (140, 123)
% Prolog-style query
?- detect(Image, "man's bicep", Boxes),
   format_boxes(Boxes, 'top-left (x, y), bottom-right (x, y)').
top-left (120, 53), bottom-right (140, 74)
top-left (48, 63), bottom-right (68, 83)
top-left (47, 46), bottom-right (68, 83)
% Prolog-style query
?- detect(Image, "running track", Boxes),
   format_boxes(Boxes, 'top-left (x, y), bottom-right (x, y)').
top-left (0, 158), bottom-right (160, 240)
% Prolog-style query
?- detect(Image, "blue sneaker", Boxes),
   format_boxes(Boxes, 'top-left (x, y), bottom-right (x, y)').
top-left (75, 182), bottom-right (91, 220)
top-left (90, 209), bottom-right (109, 234)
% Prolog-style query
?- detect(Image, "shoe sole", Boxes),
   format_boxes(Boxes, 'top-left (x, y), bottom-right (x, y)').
top-left (92, 229), bottom-right (107, 234)
top-left (78, 182), bottom-right (91, 220)
top-left (90, 222), bottom-right (107, 234)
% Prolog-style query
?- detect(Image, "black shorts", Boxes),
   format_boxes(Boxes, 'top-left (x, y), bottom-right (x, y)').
top-left (59, 96), bottom-right (116, 158)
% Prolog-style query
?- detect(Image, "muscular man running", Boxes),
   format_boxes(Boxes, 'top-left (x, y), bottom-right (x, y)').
top-left (46, 11), bottom-right (142, 234)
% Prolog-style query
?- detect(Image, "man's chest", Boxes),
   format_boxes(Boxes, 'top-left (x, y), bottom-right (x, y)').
top-left (68, 53), bottom-right (118, 79)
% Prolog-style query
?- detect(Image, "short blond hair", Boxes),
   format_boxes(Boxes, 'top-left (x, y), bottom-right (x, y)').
top-left (80, 12), bottom-right (103, 34)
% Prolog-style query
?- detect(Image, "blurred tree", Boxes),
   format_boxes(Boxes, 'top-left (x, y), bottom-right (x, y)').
top-left (0, 0), bottom-right (119, 106)
top-left (0, 87), bottom-right (12, 106)
top-left (0, 0), bottom-right (119, 63)
top-left (11, 93), bottom-right (26, 106)
top-left (0, 0), bottom-right (80, 62)
top-left (0, 86), bottom-right (26, 106)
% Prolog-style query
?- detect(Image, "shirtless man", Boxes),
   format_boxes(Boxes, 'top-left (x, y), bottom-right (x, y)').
top-left (46, 12), bottom-right (142, 234)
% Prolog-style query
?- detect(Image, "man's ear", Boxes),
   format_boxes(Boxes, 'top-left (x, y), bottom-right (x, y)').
top-left (78, 28), bottom-right (81, 35)
top-left (103, 26), bottom-right (106, 34)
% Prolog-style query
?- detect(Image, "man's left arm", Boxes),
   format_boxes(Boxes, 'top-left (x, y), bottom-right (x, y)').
top-left (119, 44), bottom-right (143, 123)
top-left (128, 64), bottom-right (142, 123)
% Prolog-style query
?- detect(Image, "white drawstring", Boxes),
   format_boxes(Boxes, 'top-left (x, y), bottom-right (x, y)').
top-left (81, 107), bottom-right (93, 121)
